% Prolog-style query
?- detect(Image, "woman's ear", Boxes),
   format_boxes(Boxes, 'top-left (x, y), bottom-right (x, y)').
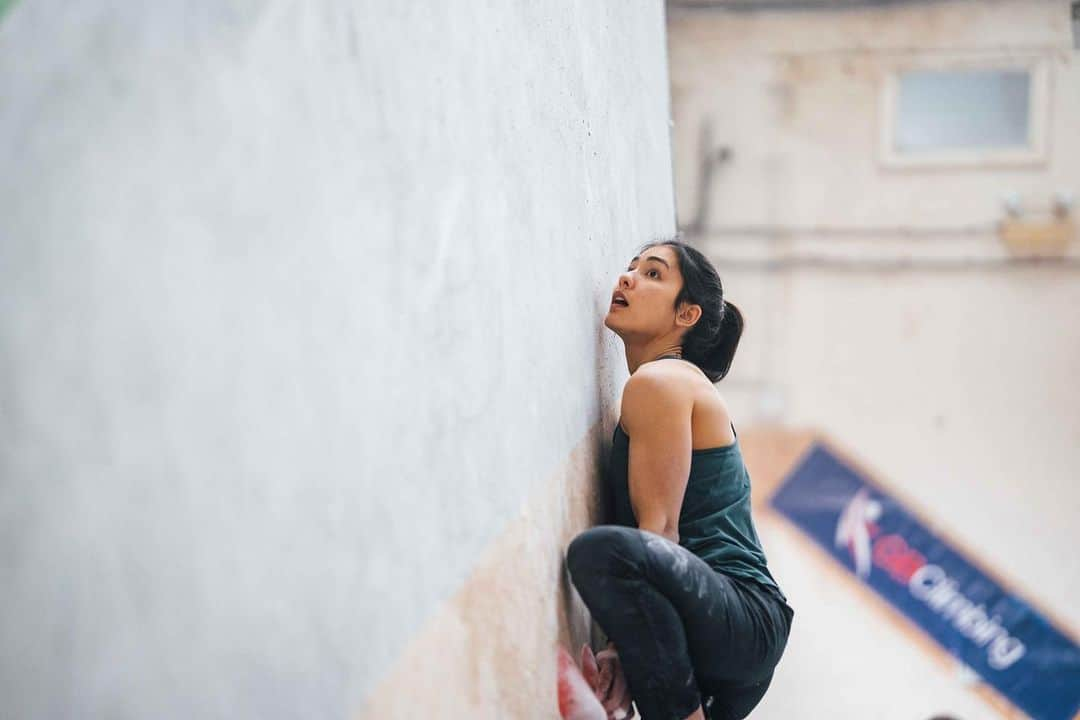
top-left (677, 301), bottom-right (702, 329)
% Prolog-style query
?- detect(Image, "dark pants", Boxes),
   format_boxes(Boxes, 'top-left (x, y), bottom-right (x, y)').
top-left (566, 525), bottom-right (794, 720)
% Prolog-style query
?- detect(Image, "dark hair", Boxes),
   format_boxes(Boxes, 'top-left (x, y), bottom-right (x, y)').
top-left (638, 236), bottom-right (743, 383)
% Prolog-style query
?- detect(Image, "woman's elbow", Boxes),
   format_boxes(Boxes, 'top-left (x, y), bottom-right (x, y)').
top-left (638, 520), bottom-right (679, 544)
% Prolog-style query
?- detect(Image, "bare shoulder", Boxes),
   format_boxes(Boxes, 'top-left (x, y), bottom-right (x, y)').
top-left (638, 357), bottom-right (714, 389)
top-left (620, 361), bottom-right (696, 432)
top-left (624, 359), bottom-right (696, 396)
top-left (640, 360), bottom-right (736, 444)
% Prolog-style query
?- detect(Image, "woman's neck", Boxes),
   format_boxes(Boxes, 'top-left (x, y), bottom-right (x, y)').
top-left (626, 344), bottom-right (683, 375)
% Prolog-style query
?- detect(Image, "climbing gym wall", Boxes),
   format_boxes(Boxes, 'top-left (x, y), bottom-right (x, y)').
top-left (0, 2), bottom-right (676, 717)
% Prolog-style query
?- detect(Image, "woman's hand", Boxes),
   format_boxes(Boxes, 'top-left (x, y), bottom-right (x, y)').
top-left (580, 642), bottom-right (635, 720)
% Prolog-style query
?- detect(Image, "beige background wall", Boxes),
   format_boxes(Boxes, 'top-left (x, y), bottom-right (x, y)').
top-left (668, 1), bottom-right (1079, 717)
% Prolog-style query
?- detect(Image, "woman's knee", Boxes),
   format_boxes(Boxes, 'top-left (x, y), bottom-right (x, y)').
top-left (566, 525), bottom-right (642, 580)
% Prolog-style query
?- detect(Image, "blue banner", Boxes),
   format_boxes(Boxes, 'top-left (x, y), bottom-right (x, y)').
top-left (769, 443), bottom-right (1080, 720)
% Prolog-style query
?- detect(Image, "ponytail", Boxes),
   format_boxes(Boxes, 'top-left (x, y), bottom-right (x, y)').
top-left (701, 300), bottom-right (743, 383)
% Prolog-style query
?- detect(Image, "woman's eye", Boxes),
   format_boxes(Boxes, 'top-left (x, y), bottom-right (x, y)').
top-left (626, 266), bottom-right (659, 278)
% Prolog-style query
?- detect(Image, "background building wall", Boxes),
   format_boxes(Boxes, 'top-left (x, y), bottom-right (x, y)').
top-left (668, 1), bottom-right (1079, 717)
top-left (0, 2), bottom-right (676, 717)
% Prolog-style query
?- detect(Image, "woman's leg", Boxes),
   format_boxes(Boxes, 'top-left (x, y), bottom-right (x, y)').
top-left (698, 578), bottom-right (791, 720)
top-left (703, 671), bottom-right (774, 720)
top-left (567, 525), bottom-right (705, 719)
top-left (566, 525), bottom-right (790, 720)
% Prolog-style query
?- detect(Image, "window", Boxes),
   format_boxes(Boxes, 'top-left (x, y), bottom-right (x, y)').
top-left (879, 58), bottom-right (1048, 168)
top-left (895, 69), bottom-right (1030, 152)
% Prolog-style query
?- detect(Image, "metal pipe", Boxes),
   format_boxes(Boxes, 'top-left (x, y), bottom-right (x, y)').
top-left (686, 119), bottom-right (732, 236)
top-left (707, 254), bottom-right (1080, 272)
top-left (668, 0), bottom-right (952, 12)
top-left (686, 224), bottom-right (999, 241)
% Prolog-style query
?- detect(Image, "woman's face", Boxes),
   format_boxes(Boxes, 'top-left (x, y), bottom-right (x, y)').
top-left (604, 244), bottom-right (688, 339)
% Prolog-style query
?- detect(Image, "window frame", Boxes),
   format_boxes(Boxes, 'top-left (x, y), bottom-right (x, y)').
top-left (878, 53), bottom-right (1050, 170)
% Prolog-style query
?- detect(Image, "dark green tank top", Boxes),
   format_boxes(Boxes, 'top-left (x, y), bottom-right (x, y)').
top-left (607, 417), bottom-right (786, 601)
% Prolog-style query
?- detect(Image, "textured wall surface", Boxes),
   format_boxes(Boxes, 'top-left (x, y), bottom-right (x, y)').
top-left (0, 2), bottom-right (676, 717)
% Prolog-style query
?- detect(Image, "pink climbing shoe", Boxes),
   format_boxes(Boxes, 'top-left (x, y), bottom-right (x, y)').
top-left (556, 644), bottom-right (607, 720)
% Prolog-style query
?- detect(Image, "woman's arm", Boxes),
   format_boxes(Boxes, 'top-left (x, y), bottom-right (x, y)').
top-left (619, 366), bottom-right (694, 544)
